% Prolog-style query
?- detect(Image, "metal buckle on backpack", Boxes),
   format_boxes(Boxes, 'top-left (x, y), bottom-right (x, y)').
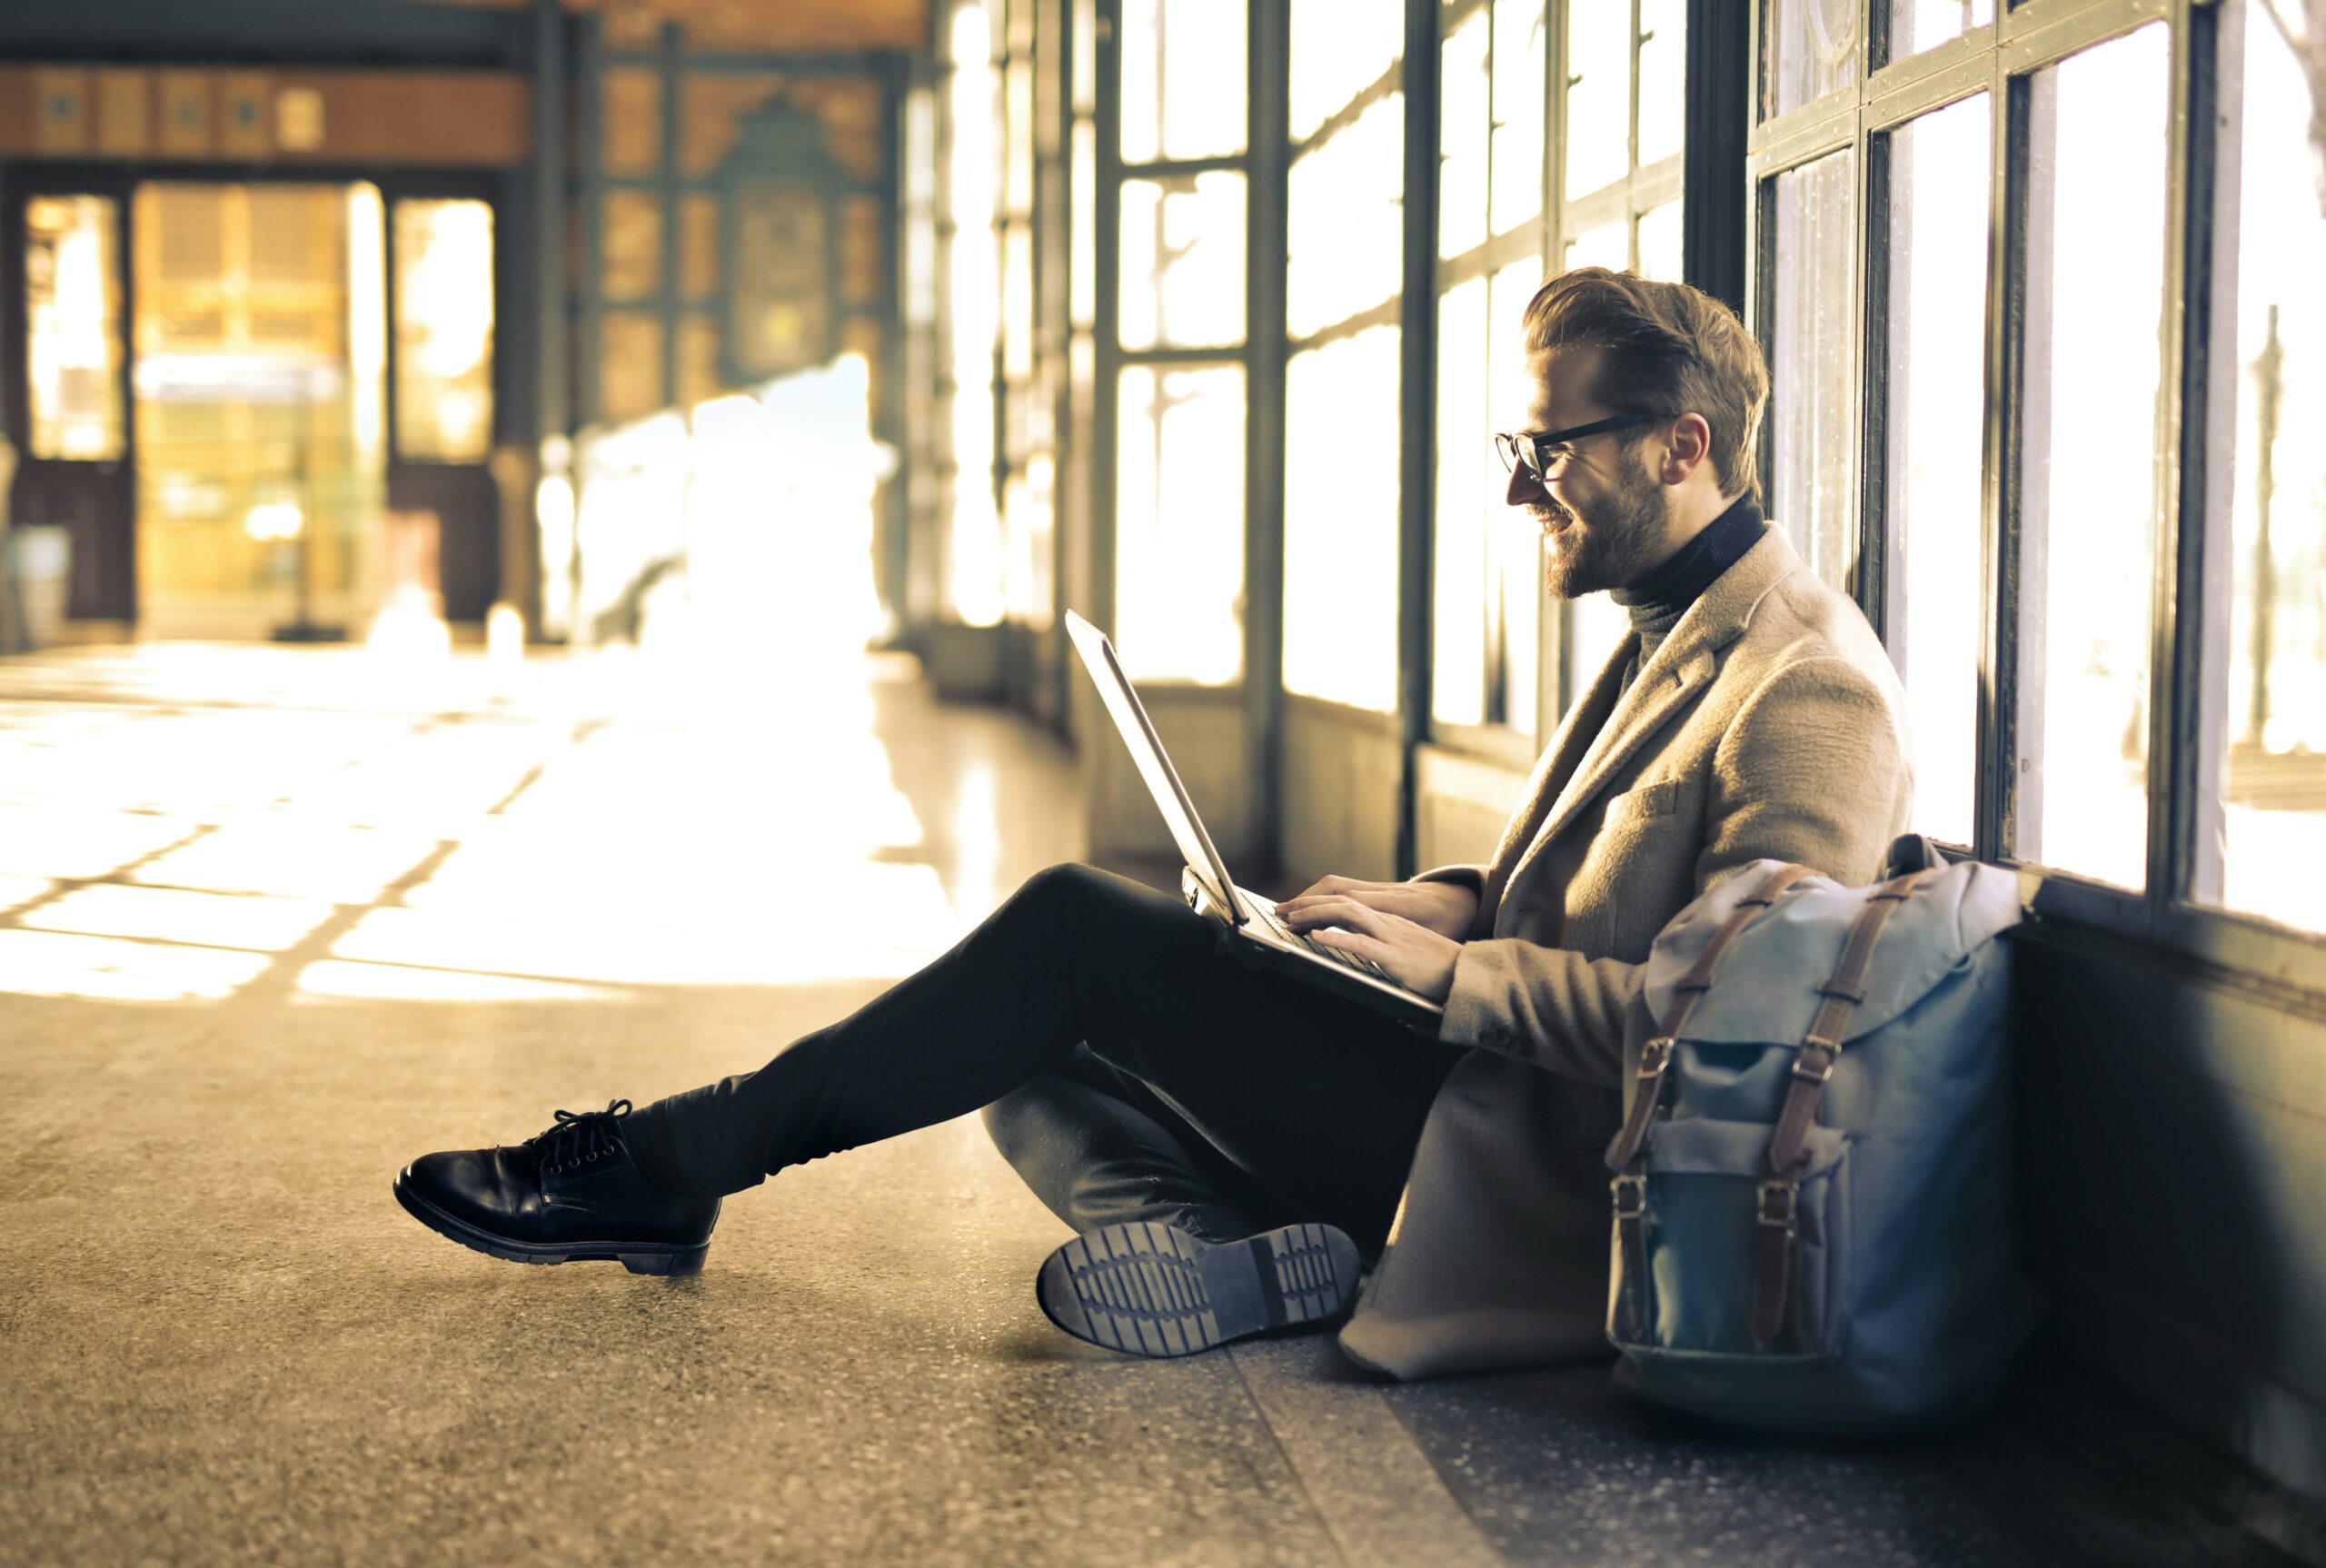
top-left (1611, 1173), bottom-right (1647, 1220)
top-left (1756, 1180), bottom-right (1797, 1231)
top-left (1636, 1037), bottom-right (1674, 1078)
top-left (1791, 1042), bottom-right (1837, 1085)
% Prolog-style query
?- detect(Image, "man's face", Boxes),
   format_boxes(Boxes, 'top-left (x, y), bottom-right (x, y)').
top-left (1506, 346), bottom-right (1673, 599)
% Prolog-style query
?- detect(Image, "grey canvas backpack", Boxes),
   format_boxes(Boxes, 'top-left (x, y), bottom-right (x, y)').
top-left (1603, 835), bottom-right (2044, 1434)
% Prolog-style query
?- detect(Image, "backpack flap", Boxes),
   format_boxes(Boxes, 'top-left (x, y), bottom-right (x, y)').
top-left (1639, 858), bottom-right (2023, 1050)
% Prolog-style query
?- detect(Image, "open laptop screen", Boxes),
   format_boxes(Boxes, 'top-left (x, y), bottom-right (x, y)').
top-left (1063, 610), bottom-right (1242, 919)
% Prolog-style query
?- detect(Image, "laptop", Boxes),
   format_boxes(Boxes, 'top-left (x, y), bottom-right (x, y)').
top-left (1064, 610), bottom-right (1446, 1032)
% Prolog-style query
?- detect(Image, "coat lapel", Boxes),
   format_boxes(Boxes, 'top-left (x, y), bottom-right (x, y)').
top-left (1508, 527), bottom-right (1804, 883)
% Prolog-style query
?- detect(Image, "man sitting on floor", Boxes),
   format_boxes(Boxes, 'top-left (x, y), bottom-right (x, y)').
top-left (393, 269), bottom-right (1912, 1376)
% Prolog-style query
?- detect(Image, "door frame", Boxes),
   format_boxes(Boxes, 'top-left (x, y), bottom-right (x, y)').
top-left (3, 164), bottom-right (141, 622)
top-left (3, 160), bottom-right (515, 628)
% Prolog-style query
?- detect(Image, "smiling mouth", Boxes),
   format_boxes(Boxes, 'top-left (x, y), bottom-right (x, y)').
top-left (1533, 506), bottom-right (1575, 537)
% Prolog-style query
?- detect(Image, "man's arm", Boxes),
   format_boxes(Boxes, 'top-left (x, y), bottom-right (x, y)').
top-left (1403, 657), bottom-right (1912, 1086)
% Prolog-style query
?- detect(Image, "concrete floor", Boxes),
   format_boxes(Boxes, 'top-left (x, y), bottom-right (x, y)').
top-left (0, 640), bottom-right (2312, 1568)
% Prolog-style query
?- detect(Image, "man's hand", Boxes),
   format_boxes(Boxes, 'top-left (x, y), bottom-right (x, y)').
top-left (1276, 875), bottom-right (1478, 940)
top-left (1273, 877), bottom-right (1477, 1005)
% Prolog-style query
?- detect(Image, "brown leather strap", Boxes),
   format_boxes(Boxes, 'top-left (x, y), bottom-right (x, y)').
top-left (1605, 862), bottom-right (1814, 1173)
top-left (1607, 862), bottom-right (1812, 1342)
top-left (1749, 867), bottom-right (1945, 1347)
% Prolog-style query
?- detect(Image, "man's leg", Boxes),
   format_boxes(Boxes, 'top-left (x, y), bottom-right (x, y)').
top-left (621, 863), bottom-right (1457, 1251)
top-left (981, 1045), bottom-right (1281, 1246)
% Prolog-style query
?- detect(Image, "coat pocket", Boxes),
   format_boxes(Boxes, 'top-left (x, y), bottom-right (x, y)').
top-left (1601, 779), bottom-right (1681, 825)
top-left (1607, 1116), bottom-right (1853, 1360)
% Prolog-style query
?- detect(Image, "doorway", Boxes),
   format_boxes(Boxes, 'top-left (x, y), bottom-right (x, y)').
top-left (133, 182), bottom-right (385, 639)
top-left (7, 173), bottom-right (501, 639)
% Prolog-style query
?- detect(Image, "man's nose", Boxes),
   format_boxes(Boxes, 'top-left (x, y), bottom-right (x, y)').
top-left (1506, 461), bottom-right (1545, 509)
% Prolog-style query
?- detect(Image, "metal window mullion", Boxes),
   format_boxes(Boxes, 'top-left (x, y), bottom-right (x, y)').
top-left (1090, 0), bottom-right (1122, 638)
top-left (1857, 124), bottom-right (1893, 646)
top-left (577, 13), bottom-right (605, 428)
top-left (1247, 0), bottom-right (1291, 878)
top-left (1546, 0), bottom-right (1571, 722)
top-left (1397, 0), bottom-right (1441, 879)
top-left (658, 19), bottom-right (683, 411)
top-left (2155, 0), bottom-right (2225, 917)
top-left (1977, 62), bottom-right (2023, 867)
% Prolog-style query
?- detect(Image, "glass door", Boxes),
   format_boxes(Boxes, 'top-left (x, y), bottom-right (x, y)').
top-left (5, 179), bottom-right (136, 623)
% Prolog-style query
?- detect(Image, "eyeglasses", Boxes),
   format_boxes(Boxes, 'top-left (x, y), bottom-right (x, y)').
top-left (1493, 413), bottom-right (1661, 481)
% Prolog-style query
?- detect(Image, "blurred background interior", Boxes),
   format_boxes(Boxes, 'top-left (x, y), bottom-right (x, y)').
top-left (1, 0), bottom-right (2323, 1563)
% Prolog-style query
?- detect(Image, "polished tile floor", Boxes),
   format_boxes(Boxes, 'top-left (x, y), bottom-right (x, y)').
top-left (0, 640), bottom-right (2306, 1567)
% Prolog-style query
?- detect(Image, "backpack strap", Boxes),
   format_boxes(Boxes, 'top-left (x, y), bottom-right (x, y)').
top-left (1750, 866), bottom-right (1947, 1347)
top-left (1607, 861), bottom-right (1812, 1340)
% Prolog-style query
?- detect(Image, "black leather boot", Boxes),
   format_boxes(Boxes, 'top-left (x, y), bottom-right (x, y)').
top-left (393, 1100), bottom-right (720, 1276)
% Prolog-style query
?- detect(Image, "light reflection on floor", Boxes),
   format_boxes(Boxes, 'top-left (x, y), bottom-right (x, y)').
top-left (0, 639), bottom-right (1036, 1007)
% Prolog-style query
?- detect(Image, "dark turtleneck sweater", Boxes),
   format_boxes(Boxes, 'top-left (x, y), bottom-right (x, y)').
top-left (1613, 493), bottom-right (1767, 697)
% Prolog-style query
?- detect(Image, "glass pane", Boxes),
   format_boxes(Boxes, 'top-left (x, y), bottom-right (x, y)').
top-left (1490, 0), bottom-right (1547, 234)
top-left (1567, 585), bottom-right (1632, 699)
top-left (1564, 0), bottom-right (1632, 198)
top-left (1433, 276), bottom-right (1491, 728)
top-left (1883, 95), bottom-right (1989, 850)
top-left (1637, 199), bottom-right (1684, 281)
top-left (601, 189), bottom-right (661, 303)
top-left (1638, 0), bottom-right (1688, 168)
top-left (1285, 326), bottom-right (1401, 710)
top-left (1562, 219), bottom-right (1627, 273)
top-left (1116, 364), bottom-right (1247, 681)
top-left (25, 194), bottom-right (124, 461)
top-left (2019, 26), bottom-right (2167, 891)
top-left (1119, 171), bottom-right (1247, 350)
top-left (600, 311), bottom-right (665, 425)
top-left (1289, 0), bottom-right (1403, 142)
top-left (392, 199), bottom-right (495, 463)
top-left (1071, 118), bottom-right (1098, 327)
top-left (132, 184), bottom-right (385, 635)
top-left (1489, 257), bottom-right (1546, 733)
top-left (1767, 148), bottom-right (1856, 592)
top-left (2209, 9), bottom-right (2326, 931)
top-left (1287, 94), bottom-right (1405, 337)
top-left (1889, 0), bottom-right (1993, 66)
top-left (1764, 0), bottom-right (1862, 120)
top-left (1440, 11), bottom-right (1492, 259)
top-left (1007, 57), bottom-right (1036, 213)
top-left (1121, 0), bottom-right (1248, 161)
top-left (947, 0), bottom-right (1005, 628)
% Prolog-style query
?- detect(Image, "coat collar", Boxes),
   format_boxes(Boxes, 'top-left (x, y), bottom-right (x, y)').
top-left (1511, 524), bottom-right (1804, 874)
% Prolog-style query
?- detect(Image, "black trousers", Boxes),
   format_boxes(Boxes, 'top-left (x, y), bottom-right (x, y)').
top-left (623, 863), bottom-right (1465, 1257)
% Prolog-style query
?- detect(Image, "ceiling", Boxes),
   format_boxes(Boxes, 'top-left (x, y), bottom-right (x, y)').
top-left (417, 0), bottom-right (929, 55)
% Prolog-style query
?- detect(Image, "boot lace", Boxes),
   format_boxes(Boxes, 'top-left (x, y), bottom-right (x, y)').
top-left (532, 1099), bottom-right (633, 1176)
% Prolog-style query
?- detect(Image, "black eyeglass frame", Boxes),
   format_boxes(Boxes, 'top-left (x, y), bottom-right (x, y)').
top-left (1493, 412), bottom-right (1665, 480)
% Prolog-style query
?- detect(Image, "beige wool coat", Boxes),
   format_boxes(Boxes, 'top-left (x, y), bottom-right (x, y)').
top-left (1337, 524), bottom-right (1914, 1381)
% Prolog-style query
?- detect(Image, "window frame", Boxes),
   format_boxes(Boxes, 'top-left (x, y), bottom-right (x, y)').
top-left (1744, 0), bottom-right (2326, 980)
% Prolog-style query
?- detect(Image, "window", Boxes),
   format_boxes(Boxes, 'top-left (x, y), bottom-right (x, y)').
top-left (1881, 94), bottom-right (1990, 850)
top-left (1764, 148), bottom-right (1856, 593)
top-left (1283, 0), bottom-right (1404, 710)
top-left (391, 200), bottom-right (495, 464)
top-left (1110, 0), bottom-right (1251, 682)
top-left (2202, 3), bottom-right (2326, 933)
top-left (1556, 0), bottom-right (1689, 700)
top-left (2018, 27), bottom-right (2171, 892)
top-left (1747, 1), bottom-right (2326, 949)
top-left (945, 0), bottom-right (1005, 627)
top-left (1432, 0), bottom-right (1549, 741)
top-left (25, 194), bottom-right (124, 462)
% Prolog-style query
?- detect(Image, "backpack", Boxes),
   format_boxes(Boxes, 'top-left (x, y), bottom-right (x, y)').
top-left (1603, 834), bottom-right (2043, 1434)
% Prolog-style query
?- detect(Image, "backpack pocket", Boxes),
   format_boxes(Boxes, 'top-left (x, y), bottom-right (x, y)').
top-left (1609, 1116), bottom-right (1853, 1360)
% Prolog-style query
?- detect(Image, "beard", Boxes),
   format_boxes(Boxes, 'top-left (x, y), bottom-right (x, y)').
top-left (1537, 458), bottom-right (1672, 600)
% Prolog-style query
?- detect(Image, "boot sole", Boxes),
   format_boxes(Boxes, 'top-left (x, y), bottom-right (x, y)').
top-left (1036, 1220), bottom-right (1360, 1358)
top-left (393, 1168), bottom-right (708, 1277)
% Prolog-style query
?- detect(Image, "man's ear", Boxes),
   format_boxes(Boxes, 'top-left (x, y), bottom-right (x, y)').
top-left (1660, 412), bottom-right (1714, 485)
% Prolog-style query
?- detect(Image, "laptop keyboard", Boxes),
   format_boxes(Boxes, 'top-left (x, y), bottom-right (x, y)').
top-left (1256, 901), bottom-right (1394, 982)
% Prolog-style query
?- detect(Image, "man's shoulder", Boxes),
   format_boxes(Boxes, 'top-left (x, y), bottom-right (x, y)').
top-left (1727, 541), bottom-right (1902, 702)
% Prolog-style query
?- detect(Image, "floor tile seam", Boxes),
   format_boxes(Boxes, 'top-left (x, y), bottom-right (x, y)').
top-left (1230, 1342), bottom-right (1512, 1568)
top-left (1226, 1345), bottom-right (1357, 1568)
top-left (0, 824), bottom-right (224, 929)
